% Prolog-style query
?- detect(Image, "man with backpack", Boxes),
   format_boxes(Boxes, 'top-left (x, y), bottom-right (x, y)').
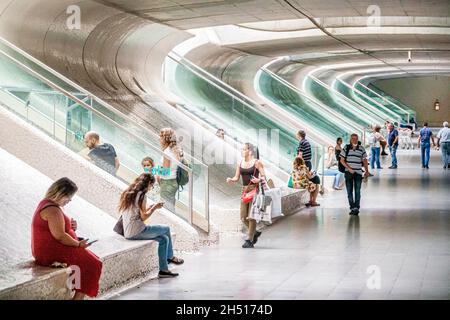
top-left (339, 134), bottom-right (370, 216)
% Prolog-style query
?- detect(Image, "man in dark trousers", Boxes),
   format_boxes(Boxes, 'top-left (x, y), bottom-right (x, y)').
top-left (387, 123), bottom-right (399, 169)
top-left (340, 133), bottom-right (369, 216)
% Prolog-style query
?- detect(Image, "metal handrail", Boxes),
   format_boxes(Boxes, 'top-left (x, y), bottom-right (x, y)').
top-left (166, 54), bottom-right (293, 179)
top-left (262, 68), bottom-right (363, 136)
top-left (355, 82), bottom-right (410, 121)
top-left (0, 37), bottom-right (207, 169)
top-left (338, 79), bottom-right (402, 123)
top-left (307, 75), bottom-right (384, 126)
top-left (0, 47), bottom-right (202, 227)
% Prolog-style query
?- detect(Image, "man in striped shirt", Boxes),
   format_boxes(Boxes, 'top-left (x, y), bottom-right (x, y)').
top-left (297, 130), bottom-right (312, 170)
top-left (340, 133), bottom-right (370, 216)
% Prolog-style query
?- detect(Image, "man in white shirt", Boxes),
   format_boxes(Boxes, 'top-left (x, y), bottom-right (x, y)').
top-left (436, 121), bottom-right (450, 169)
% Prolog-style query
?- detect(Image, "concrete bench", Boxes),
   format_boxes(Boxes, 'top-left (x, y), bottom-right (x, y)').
top-left (0, 235), bottom-right (159, 300)
top-left (0, 147), bottom-right (167, 299)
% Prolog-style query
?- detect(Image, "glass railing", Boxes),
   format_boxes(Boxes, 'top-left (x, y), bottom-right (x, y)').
top-left (257, 69), bottom-right (358, 143)
top-left (334, 79), bottom-right (401, 125)
top-left (164, 53), bottom-right (310, 177)
top-left (354, 82), bottom-right (411, 123)
top-left (0, 37), bottom-right (210, 232)
top-left (367, 83), bottom-right (417, 122)
top-left (305, 76), bottom-right (384, 129)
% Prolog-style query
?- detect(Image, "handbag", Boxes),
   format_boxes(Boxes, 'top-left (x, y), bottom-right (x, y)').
top-left (249, 182), bottom-right (272, 223)
top-left (288, 176), bottom-right (293, 188)
top-left (241, 161), bottom-right (259, 204)
top-left (113, 215), bottom-right (124, 236)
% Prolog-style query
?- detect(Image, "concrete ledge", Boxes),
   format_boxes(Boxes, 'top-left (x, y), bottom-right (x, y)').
top-left (0, 237), bottom-right (159, 300)
top-left (0, 106), bottom-right (199, 252)
top-left (0, 146), bottom-right (163, 299)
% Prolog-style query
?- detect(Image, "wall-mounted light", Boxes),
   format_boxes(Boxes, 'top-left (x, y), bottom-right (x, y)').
top-left (434, 99), bottom-right (440, 111)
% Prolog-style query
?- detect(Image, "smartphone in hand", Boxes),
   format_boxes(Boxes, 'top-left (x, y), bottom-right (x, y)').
top-left (87, 239), bottom-right (98, 246)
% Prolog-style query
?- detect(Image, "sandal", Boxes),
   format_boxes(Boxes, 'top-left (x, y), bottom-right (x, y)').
top-left (168, 256), bottom-right (184, 265)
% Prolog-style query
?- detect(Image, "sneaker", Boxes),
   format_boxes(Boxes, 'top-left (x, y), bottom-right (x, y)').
top-left (388, 166), bottom-right (397, 169)
top-left (353, 209), bottom-right (360, 216)
top-left (425, 166), bottom-right (429, 169)
top-left (349, 209), bottom-right (356, 215)
top-left (252, 231), bottom-right (262, 245)
top-left (158, 270), bottom-right (179, 278)
top-left (242, 240), bottom-right (254, 248)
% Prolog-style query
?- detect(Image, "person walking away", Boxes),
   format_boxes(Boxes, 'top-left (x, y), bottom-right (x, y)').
top-left (340, 134), bottom-right (369, 216)
top-left (84, 131), bottom-right (120, 176)
top-left (418, 122), bottom-right (435, 169)
top-left (436, 121), bottom-right (450, 169)
top-left (226, 143), bottom-right (266, 248)
top-left (387, 123), bottom-right (399, 169)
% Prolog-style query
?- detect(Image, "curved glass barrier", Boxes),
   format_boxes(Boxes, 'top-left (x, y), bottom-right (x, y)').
top-left (354, 82), bottom-right (411, 123)
top-left (334, 79), bottom-right (401, 125)
top-left (257, 69), bottom-right (358, 143)
top-left (0, 37), bottom-right (209, 232)
top-left (366, 83), bottom-right (417, 122)
top-left (304, 76), bottom-right (383, 129)
top-left (164, 54), bottom-right (317, 176)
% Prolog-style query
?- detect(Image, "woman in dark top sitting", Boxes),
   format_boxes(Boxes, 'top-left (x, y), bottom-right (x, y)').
top-left (226, 143), bottom-right (266, 248)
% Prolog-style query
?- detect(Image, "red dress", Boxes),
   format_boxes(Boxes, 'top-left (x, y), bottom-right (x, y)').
top-left (31, 199), bottom-right (103, 297)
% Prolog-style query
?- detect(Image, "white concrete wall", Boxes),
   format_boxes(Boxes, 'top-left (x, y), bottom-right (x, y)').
top-left (374, 76), bottom-right (450, 127)
top-left (0, 106), bottom-right (199, 251)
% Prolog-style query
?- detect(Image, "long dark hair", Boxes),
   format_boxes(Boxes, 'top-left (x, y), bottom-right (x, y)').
top-left (245, 142), bottom-right (259, 160)
top-left (118, 173), bottom-right (155, 213)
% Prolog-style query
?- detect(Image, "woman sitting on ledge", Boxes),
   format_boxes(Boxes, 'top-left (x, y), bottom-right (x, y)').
top-left (291, 157), bottom-right (320, 207)
top-left (31, 178), bottom-right (103, 300)
top-left (119, 173), bottom-right (184, 278)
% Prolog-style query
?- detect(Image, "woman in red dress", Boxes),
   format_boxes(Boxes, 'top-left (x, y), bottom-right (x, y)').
top-left (31, 177), bottom-right (103, 300)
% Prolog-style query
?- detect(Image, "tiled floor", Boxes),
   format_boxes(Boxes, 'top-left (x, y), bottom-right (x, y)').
top-left (110, 150), bottom-right (450, 300)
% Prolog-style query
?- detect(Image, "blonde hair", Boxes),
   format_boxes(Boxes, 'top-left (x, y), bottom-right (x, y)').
top-left (45, 178), bottom-right (78, 202)
top-left (160, 127), bottom-right (181, 160)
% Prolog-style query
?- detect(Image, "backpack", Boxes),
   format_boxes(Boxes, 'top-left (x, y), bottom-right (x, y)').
top-left (176, 156), bottom-right (190, 194)
top-left (338, 142), bottom-right (362, 173)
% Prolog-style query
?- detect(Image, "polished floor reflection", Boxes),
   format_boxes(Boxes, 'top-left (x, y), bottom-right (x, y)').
top-left (111, 150), bottom-right (449, 300)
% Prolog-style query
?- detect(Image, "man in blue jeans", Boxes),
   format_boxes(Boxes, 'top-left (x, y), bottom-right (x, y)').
top-left (387, 123), bottom-right (399, 169)
top-left (340, 134), bottom-right (369, 216)
top-left (436, 121), bottom-right (450, 169)
top-left (418, 122), bottom-right (436, 169)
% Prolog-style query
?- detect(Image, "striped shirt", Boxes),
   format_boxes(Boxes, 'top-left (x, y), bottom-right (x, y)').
top-left (297, 139), bottom-right (312, 161)
top-left (340, 144), bottom-right (367, 176)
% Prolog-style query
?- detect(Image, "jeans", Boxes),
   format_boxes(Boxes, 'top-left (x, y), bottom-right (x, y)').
top-left (441, 142), bottom-right (450, 168)
top-left (370, 147), bottom-right (381, 169)
top-left (160, 178), bottom-right (178, 212)
top-left (130, 225), bottom-right (173, 271)
top-left (389, 145), bottom-right (398, 167)
top-left (323, 169), bottom-right (344, 189)
top-left (344, 172), bottom-right (363, 210)
top-left (421, 142), bottom-right (431, 167)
